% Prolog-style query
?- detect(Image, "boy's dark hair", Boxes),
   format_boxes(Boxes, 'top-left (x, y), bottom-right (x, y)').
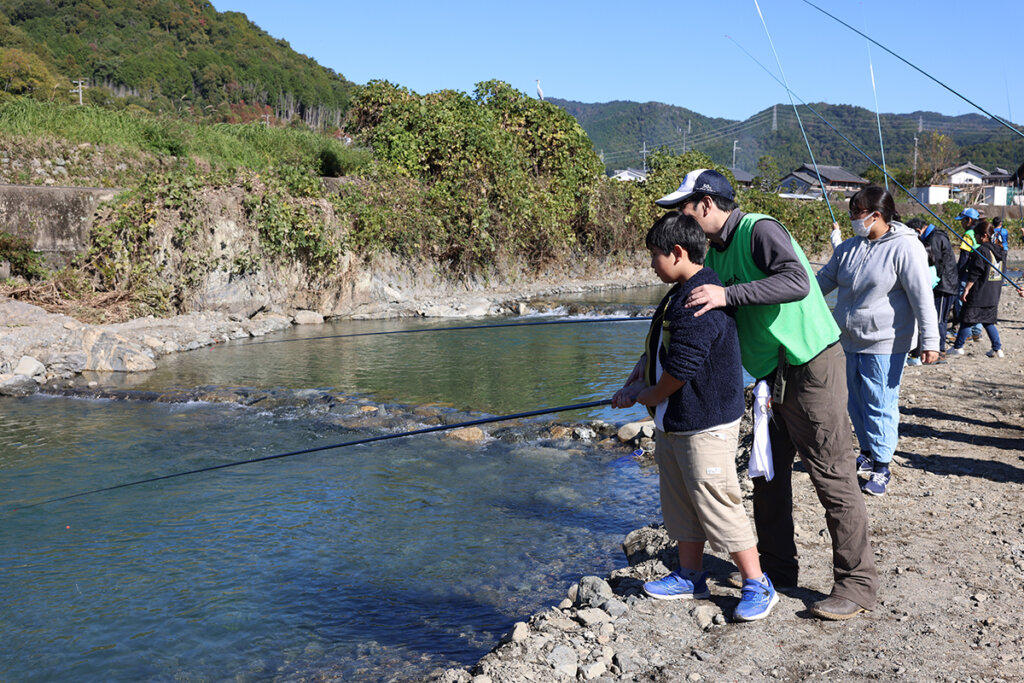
top-left (850, 185), bottom-right (900, 223)
top-left (646, 211), bottom-right (707, 264)
top-left (905, 217), bottom-right (926, 231)
top-left (992, 216), bottom-right (1003, 228)
top-left (685, 192), bottom-right (739, 214)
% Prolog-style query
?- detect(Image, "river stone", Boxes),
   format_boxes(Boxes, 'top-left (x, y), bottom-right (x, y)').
top-left (581, 661), bottom-right (607, 680)
top-left (602, 598), bottom-right (628, 618)
top-left (445, 427), bottom-right (486, 443)
top-left (576, 607), bottom-right (611, 627)
top-left (510, 622), bottom-right (529, 643)
top-left (577, 576), bottom-right (613, 608)
top-left (80, 329), bottom-right (156, 372)
top-left (693, 604), bottom-right (716, 630)
top-left (13, 356), bottom-right (44, 377)
top-left (617, 420), bottom-right (653, 442)
top-left (546, 645), bottom-right (578, 678)
top-left (0, 374), bottom-right (38, 396)
top-left (293, 310), bottom-right (324, 325)
top-left (549, 425), bottom-right (573, 440)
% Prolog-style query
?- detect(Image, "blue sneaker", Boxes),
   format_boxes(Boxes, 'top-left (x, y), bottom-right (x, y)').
top-left (856, 452), bottom-right (873, 474)
top-left (862, 467), bottom-right (891, 496)
top-left (733, 574), bottom-right (778, 622)
top-left (643, 570), bottom-right (710, 600)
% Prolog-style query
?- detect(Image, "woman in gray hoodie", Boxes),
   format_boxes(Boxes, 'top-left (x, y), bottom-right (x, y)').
top-left (816, 186), bottom-right (939, 496)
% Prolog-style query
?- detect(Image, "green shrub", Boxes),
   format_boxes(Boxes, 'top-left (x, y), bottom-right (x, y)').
top-left (0, 231), bottom-right (46, 279)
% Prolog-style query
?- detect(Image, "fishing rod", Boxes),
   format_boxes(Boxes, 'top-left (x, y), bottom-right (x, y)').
top-left (751, 0), bottom-right (836, 223)
top-left (801, 0), bottom-right (1024, 141)
top-left (248, 316), bottom-right (651, 346)
top-left (727, 37), bottom-right (1023, 292)
top-left (20, 399), bottom-right (614, 509)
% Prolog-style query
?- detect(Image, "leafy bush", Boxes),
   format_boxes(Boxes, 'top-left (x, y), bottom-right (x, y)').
top-left (0, 230), bottom-right (46, 279)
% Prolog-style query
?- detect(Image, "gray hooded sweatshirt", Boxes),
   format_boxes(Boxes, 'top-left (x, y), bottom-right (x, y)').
top-left (816, 221), bottom-right (939, 355)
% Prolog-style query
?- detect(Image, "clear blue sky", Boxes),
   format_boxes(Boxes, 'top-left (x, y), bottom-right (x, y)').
top-left (211, 0), bottom-right (1022, 125)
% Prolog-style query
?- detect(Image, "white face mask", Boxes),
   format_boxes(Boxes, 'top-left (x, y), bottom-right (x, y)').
top-left (851, 215), bottom-right (875, 238)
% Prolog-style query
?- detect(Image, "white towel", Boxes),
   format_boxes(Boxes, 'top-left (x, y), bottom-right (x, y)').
top-left (749, 380), bottom-right (774, 481)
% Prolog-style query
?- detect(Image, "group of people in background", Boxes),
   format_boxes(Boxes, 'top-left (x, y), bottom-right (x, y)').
top-left (613, 168), bottom-right (1017, 627)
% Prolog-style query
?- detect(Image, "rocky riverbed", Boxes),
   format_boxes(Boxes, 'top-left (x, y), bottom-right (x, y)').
top-left (436, 289), bottom-right (1024, 683)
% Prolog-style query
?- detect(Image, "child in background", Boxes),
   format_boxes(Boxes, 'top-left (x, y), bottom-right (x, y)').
top-left (612, 211), bottom-right (777, 622)
top-left (949, 221), bottom-right (1006, 358)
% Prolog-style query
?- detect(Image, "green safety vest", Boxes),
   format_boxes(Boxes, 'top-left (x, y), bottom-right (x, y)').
top-left (705, 213), bottom-right (839, 379)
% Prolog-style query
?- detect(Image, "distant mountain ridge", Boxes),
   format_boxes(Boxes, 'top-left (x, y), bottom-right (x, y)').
top-left (549, 97), bottom-right (1022, 178)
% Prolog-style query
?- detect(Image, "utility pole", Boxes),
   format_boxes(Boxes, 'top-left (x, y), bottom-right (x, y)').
top-left (732, 140), bottom-right (741, 170)
top-left (772, 104), bottom-right (778, 132)
top-left (641, 141), bottom-right (648, 174)
top-left (70, 79), bottom-right (87, 105)
top-left (913, 135), bottom-right (919, 187)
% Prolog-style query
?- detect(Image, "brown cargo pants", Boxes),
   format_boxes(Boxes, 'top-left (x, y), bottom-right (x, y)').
top-left (753, 342), bottom-right (879, 610)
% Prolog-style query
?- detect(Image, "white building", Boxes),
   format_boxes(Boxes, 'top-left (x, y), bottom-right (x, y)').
top-left (912, 186), bottom-right (951, 205)
top-left (610, 168), bottom-right (647, 182)
top-left (942, 162), bottom-right (988, 185)
top-left (983, 186), bottom-right (1009, 206)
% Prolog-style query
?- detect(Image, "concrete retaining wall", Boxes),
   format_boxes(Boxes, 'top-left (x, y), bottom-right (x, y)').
top-left (0, 184), bottom-right (121, 265)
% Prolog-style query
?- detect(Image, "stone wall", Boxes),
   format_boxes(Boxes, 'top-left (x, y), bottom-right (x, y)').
top-left (0, 184), bottom-right (120, 266)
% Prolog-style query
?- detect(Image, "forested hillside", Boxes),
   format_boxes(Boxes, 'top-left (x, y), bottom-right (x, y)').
top-left (0, 0), bottom-right (354, 128)
top-left (553, 97), bottom-right (1023, 181)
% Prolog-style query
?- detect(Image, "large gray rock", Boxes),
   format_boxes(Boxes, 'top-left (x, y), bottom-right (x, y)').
top-left (546, 645), bottom-right (578, 678)
top-left (80, 329), bottom-right (156, 372)
top-left (617, 420), bottom-right (653, 442)
top-left (0, 374), bottom-right (38, 396)
top-left (576, 576), bottom-right (614, 608)
top-left (13, 355), bottom-right (44, 377)
top-left (293, 309), bottom-right (324, 325)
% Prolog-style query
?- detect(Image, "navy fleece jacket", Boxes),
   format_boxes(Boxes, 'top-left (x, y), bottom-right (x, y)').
top-left (652, 267), bottom-right (745, 433)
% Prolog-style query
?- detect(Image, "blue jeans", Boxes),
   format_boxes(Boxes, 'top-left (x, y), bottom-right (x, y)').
top-left (954, 323), bottom-right (1001, 350)
top-left (845, 352), bottom-right (906, 465)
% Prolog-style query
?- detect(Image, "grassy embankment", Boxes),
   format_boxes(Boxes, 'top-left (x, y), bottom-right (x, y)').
top-left (3, 92), bottom-right (998, 324)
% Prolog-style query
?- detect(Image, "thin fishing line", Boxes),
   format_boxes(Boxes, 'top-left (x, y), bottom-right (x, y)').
top-left (867, 50), bottom-right (888, 191)
top-left (859, 1), bottom-right (887, 190)
top-left (20, 399), bottom-right (614, 509)
top-left (727, 36), bottom-right (1022, 291)
top-left (247, 316), bottom-right (651, 346)
top-left (750, 0), bottom-right (836, 223)
top-left (801, 0), bottom-right (1024, 141)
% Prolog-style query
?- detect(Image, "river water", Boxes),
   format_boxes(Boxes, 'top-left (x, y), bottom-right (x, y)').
top-left (0, 289), bottom-right (668, 681)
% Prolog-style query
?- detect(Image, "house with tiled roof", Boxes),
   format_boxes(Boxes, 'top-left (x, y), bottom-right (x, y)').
top-left (942, 162), bottom-right (988, 186)
top-left (778, 164), bottom-right (868, 198)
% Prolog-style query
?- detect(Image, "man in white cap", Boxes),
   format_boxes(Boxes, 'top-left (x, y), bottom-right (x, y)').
top-left (654, 169), bottom-right (878, 620)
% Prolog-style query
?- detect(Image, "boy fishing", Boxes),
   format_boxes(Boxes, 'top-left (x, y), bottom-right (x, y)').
top-left (612, 211), bottom-right (777, 622)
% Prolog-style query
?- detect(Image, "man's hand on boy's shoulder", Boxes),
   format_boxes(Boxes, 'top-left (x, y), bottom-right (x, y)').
top-left (685, 284), bottom-right (727, 318)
